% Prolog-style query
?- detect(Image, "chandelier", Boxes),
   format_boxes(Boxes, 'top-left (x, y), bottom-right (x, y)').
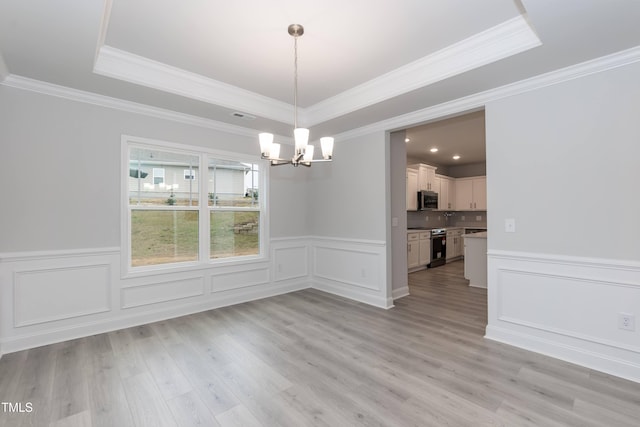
top-left (259, 24), bottom-right (334, 167)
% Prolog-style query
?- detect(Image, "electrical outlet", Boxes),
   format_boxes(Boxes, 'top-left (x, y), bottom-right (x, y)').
top-left (505, 218), bottom-right (516, 233)
top-left (461, 216), bottom-right (465, 221)
top-left (476, 216), bottom-right (482, 221)
top-left (618, 313), bottom-right (636, 331)
top-left (425, 216), bottom-right (429, 221)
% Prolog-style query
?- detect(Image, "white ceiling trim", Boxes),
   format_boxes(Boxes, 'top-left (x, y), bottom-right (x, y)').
top-left (6, 44), bottom-right (639, 150)
top-left (92, 15), bottom-right (539, 129)
top-left (95, 0), bottom-right (113, 64)
top-left (336, 44), bottom-right (640, 142)
top-left (303, 15), bottom-right (541, 127)
top-left (94, 45), bottom-right (295, 125)
top-left (0, 75), bottom-right (265, 139)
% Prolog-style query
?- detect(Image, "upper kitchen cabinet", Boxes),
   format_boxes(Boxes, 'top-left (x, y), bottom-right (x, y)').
top-left (436, 174), bottom-right (455, 210)
top-left (409, 163), bottom-right (437, 192)
top-left (406, 168), bottom-right (419, 211)
top-left (454, 176), bottom-right (486, 210)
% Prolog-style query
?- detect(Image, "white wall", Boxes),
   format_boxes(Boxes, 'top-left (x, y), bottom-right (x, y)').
top-left (304, 131), bottom-right (392, 308)
top-left (486, 63), bottom-right (640, 260)
top-left (0, 83), bottom-right (394, 355)
top-left (485, 61), bottom-right (640, 381)
top-left (307, 132), bottom-right (387, 241)
top-left (0, 86), bottom-right (263, 252)
top-left (390, 131), bottom-right (409, 299)
top-left (0, 85), bottom-right (312, 355)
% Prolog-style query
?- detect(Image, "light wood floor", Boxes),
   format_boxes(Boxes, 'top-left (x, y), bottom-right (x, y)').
top-left (1, 260), bottom-right (639, 426)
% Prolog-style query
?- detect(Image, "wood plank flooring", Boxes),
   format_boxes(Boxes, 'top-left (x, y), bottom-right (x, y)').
top-left (1, 260), bottom-right (640, 426)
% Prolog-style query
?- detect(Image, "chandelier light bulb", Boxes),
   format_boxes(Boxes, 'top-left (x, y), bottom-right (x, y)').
top-left (294, 128), bottom-right (309, 154)
top-left (303, 144), bottom-right (315, 162)
top-left (269, 143), bottom-right (281, 160)
top-left (259, 133), bottom-right (274, 157)
top-left (320, 137), bottom-right (334, 160)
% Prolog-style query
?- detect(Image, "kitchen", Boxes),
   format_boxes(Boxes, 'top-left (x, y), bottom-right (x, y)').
top-left (403, 110), bottom-right (488, 288)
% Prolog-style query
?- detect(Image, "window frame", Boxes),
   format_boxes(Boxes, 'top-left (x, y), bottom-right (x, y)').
top-left (121, 135), bottom-right (268, 278)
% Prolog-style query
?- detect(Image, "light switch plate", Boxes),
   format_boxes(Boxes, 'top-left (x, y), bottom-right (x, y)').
top-left (505, 218), bottom-right (516, 233)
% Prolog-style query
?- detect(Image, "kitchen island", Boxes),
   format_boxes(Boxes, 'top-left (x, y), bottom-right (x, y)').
top-left (463, 231), bottom-right (487, 288)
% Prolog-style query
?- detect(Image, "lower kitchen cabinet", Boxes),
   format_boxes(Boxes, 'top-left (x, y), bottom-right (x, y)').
top-left (408, 231), bottom-right (431, 272)
top-left (418, 232), bottom-right (431, 266)
top-left (446, 228), bottom-right (464, 260)
top-left (408, 233), bottom-right (420, 268)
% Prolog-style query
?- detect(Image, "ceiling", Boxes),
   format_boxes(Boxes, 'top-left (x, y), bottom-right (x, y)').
top-left (405, 110), bottom-right (486, 167)
top-left (1, 1), bottom-right (640, 142)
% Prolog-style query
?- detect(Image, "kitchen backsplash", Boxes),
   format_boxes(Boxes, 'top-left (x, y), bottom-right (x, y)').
top-left (407, 210), bottom-right (487, 229)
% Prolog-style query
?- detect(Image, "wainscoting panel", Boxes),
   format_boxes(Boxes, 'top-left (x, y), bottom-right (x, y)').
top-left (310, 237), bottom-right (391, 309)
top-left (14, 264), bottom-right (111, 327)
top-left (486, 251), bottom-right (640, 382)
top-left (0, 243), bottom-right (312, 356)
top-left (122, 276), bottom-right (205, 308)
top-left (272, 242), bottom-right (309, 282)
top-left (211, 267), bottom-right (270, 293)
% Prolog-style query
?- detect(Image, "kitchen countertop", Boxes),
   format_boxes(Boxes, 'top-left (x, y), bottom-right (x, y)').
top-left (407, 226), bottom-right (467, 232)
top-left (463, 231), bottom-right (487, 238)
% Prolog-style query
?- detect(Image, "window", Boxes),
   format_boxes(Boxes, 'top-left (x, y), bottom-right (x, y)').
top-left (208, 159), bottom-right (260, 259)
top-left (124, 138), bottom-right (265, 272)
top-left (184, 169), bottom-right (196, 180)
top-left (152, 168), bottom-right (165, 185)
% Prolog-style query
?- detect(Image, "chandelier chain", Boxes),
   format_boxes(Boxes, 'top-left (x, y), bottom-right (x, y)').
top-left (293, 35), bottom-right (299, 129)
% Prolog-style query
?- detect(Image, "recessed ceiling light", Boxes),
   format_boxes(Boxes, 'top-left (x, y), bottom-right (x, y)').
top-left (405, 138), bottom-right (410, 143)
top-left (453, 155), bottom-right (461, 160)
top-left (430, 148), bottom-right (438, 153)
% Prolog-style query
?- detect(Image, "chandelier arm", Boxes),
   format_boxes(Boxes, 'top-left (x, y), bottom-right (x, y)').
top-left (269, 160), bottom-right (293, 166)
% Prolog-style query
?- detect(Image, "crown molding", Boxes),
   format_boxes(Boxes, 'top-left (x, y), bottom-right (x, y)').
top-left (94, 45), bottom-right (294, 125)
top-left (303, 14), bottom-right (541, 127)
top-left (92, 16), bottom-right (538, 128)
top-left (336, 44), bottom-right (640, 141)
top-left (95, 0), bottom-right (113, 63)
top-left (1, 75), bottom-right (264, 139)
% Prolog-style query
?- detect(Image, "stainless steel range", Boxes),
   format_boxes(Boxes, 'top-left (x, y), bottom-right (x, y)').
top-left (429, 228), bottom-right (447, 268)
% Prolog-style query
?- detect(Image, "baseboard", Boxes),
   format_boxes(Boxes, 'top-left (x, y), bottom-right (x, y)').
top-left (392, 286), bottom-right (410, 300)
top-left (312, 279), bottom-right (393, 309)
top-left (485, 324), bottom-right (640, 383)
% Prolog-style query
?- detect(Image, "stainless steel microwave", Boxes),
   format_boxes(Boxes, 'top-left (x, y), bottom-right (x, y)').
top-left (418, 190), bottom-right (438, 210)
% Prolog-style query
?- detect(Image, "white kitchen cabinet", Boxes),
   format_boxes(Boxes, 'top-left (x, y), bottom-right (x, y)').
top-left (418, 232), bottom-right (431, 266)
top-left (407, 232), bottom-right (420, 268)
top-left (464, 232), bottom-right (488, 288)
top-left (408, 231), bottom-right (431, 272)
top-left (473, 177), bottom-right (487, 210)
top-left (406, 168), bottom-right (418, 211)
top-left (446, 228), bottom-right (464, 260)
top-left (409, 163), bottom-right (437, 191)
top-left (454, 176), bottom-right (486, 211)
top-left (436, 174), bottom-right (455, 210)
